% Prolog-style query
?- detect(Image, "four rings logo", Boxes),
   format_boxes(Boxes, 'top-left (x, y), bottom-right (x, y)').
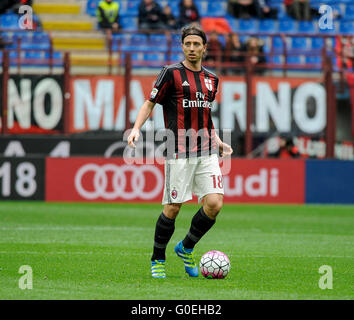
top-left (75, 163), bottom-right (164, 200)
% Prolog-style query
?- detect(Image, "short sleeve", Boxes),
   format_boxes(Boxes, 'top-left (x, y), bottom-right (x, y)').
top-left (149, 66), bottom-right (172, 104)
top-left (212, 77), bottom-right (219, 101)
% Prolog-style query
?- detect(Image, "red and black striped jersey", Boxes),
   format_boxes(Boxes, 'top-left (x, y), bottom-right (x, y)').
top-left (149, 62), bottom-right (218, 158)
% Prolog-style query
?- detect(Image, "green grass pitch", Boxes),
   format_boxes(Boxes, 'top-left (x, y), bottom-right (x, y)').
top-left (0, 202), bottom-right (353, 300)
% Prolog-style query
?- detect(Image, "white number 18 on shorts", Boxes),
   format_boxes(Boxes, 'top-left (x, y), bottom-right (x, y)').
top-left (162, 154), bottom-right (224, 204)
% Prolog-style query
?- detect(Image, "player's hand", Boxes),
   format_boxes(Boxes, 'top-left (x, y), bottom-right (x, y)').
top-left (127, 128), bottom-right (140, 148)
top-left (219, 142), bottom-right (233, 158)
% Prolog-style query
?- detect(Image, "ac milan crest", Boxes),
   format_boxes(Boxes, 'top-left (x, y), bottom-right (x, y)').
top-left (204, 78), bottom-right (213, 91)
top-left (171, 189), bottom-right (178, 199)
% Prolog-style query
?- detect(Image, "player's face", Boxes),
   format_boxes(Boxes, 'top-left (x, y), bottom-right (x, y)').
top-left (182, 35), bottom-right (206, 63)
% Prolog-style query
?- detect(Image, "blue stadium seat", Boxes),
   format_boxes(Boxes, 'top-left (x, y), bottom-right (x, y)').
top-left (169, 52), bottom-right (184, 63)
top-left (120, 0), bottom-right (140, 16)
top-left (0, 14), bottom-right (19, 29)
top-left (171, 33), bottom-right (181, 48)
top-left (148, 34), bottom-right (168, 51)
top-left (8, 51), bottom-right (19, 67)
top-left (21, 42), bottom-right (50, 50)
top-left (121, 33), bottom-right (148, 51)
top-left (259, 20), bottom-right (277, 34)
top-left (10, 32), bottom-right (49, 50)
top-left (207, 2), bottom-right (227, 17)
top-left (86, 0), bottom-right (99, 16)
top-left (218, 34), bottom-right (226, 48)
top-left (267, 55), bottom-right (283, 65)
top-left (12, 31), bottom-right (32, 42)
top-left (305, 56), bottom-right (322, 65)
top-left (111, 33), bottom-right (126, 50)
top-left (238, 19), bottom-right (258, 33)
top-left (195, 0), bottom-right (209, 16)
top-left (0, 32), bottom-right (11, 41)
top-left (226, 17), bottom-right (237, 32)
top-left (239, 35), bottom-right (249, 44)
top-left (44, 52), bottom-right (63, 67)
top-left (44, 51), bottom-right (63, 60)
top-left (132, 52), bottom-right (145, 67)
top-left (278, 18), bottom-right (297, 33)
top-left (345, 4), bottom-right (354, 19)
top-left (271, 36), bottom-right (286, 51)
top-left (130, 33), bottom-right (147, 44)
top-left (121, 52), bottom-right (144, 67)
top-left (259, 36), bottom-right (271, 53)
top-left (120, 16), bottom-right (138, 31)
top-left (165, 1), bottom-right (180, 17)
top-left (291, 37), bottom-right (308, 50)
top-left (318, 22), bottom-right (338, 34)
top-left (25, 51), bottom-right (44, 60)
top-left (286, 55), bottom-right (302, 64)
top-left (311, 37), bottom-right (324, 49)
top-left (144, 52), bottom-right (166, 63)
top-left (298, 21), bottom-right (316, 34)
top-left (9, 51), bottom-right (18, 59)
top-left (326, 37), bottom-right (336, 50)
top-left (339, 20), bottom-right (354, 35)
top-left (32, 32), bottom-right (50, 42)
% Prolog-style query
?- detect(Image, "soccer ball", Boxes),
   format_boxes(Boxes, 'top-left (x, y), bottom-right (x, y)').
top-left (199, 250), bottom-right (230, 279)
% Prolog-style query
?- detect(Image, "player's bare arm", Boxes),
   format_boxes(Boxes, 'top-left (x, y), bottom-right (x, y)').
top-left (215, 133), bottom-right (233, 158)
top-left (127, 100), bottom-right (156, 148)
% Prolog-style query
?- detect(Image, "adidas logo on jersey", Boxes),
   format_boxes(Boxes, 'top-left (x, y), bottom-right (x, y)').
top-left (182, 81), bottom-right (190, 86)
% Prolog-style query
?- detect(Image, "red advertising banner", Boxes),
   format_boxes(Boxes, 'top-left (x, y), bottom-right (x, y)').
top-left (46, 157), bottom-right (165, 202)
top-left (223, 159), bottom-right (305, 204)
top-left (346, 72), bottom-right (354, 138)
top-left (69, 75), bottom-right (325, 135)
top-left (46, 158), bottom-right (305, 204)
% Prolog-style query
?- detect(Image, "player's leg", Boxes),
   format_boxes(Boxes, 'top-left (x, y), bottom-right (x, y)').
top-left (152, 203), bottom-right (181, 262)
top-left (180, 193), bottom-right (223, 251)
top-left (202, 193), bottom-right (223, 219)
top-left (151, 203), bottom-right (181, 278)
top-left (175, 154), bottom-right (224, 277)
top-left (174, 195), bottom-right (222, 278)
top-left (151, 158), bottom-right (194, 278)
top-left (184, 154), bottom-right (224, 248)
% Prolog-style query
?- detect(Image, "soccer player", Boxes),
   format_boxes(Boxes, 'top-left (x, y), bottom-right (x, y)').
top-left (127, 25), bottom-right (233, 278)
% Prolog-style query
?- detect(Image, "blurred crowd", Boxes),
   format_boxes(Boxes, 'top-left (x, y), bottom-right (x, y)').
top-left (205, 32), bottom-right (266, 74)
top-left (0, 0), bottom-right (33, 14)
top-left (97, 0), bottom-right (202, 33)
top-left (96, 0), bottom-right (268, 71)
top-left (227, 0), bottom-right (324, 21)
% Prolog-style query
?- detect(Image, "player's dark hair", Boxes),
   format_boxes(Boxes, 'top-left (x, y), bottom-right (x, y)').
top-left (181, 25), bottom-right (207, 45)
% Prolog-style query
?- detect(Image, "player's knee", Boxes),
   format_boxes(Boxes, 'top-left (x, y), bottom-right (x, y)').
top-left (163, 204), bottom-right (181, 219)
top-left (203, 194), bottom-right (223, 218)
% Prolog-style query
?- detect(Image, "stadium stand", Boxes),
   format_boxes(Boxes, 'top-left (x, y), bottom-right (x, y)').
top-left (0, 0), bottom-right (352, 72)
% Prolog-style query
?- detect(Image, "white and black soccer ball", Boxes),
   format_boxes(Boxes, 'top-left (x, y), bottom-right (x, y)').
top-left (200, 250), bottom-right (230, 279)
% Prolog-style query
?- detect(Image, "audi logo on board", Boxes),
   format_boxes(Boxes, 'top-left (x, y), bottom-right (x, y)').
top-left (75, 163), bottom-right (164, 200)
